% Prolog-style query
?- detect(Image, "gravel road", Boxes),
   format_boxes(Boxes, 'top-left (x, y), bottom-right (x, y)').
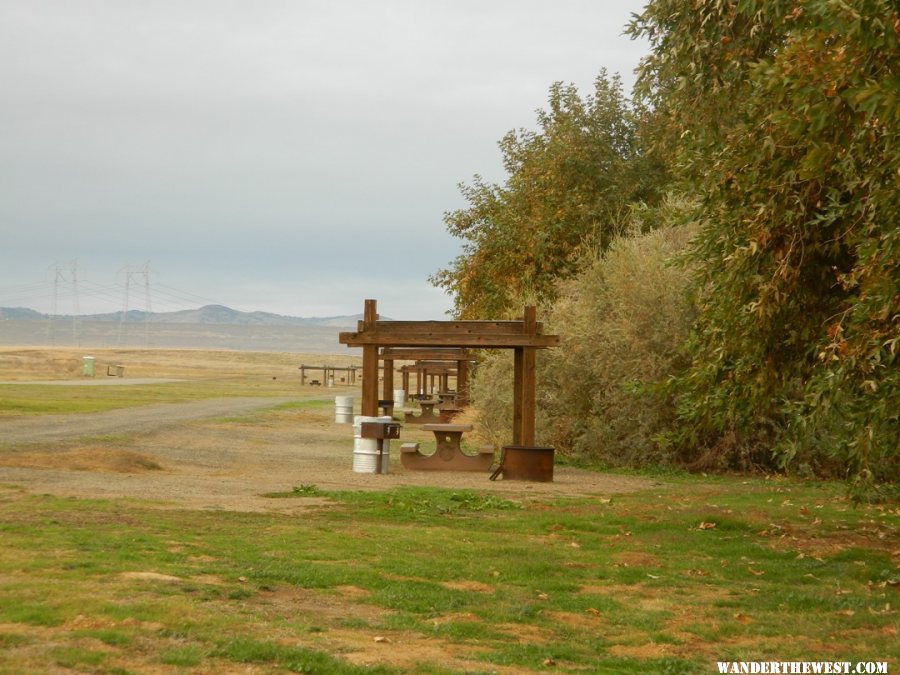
top-left (0, 395), bottom-right (656, 511)
top-left (0, 397), bottom-right (299, 445)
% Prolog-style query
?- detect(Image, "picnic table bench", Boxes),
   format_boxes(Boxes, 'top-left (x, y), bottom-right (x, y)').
top-left (404, 398), bottom-right (441, 424)
top-left (400, 423), bottom-right (494, 472)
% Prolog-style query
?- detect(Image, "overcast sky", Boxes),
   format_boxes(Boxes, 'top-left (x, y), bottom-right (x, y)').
top-left (1, 0), bottom-right (649, 319)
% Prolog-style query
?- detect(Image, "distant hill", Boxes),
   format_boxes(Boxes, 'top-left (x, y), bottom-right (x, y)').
top-left (0, 307), bottom-right (45, 320)
top-left (0, 304), bottom-right (369, 328)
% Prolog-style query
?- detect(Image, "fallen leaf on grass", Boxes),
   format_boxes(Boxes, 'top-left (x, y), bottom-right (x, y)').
top-left (733, 613), bottom-right (752, 624)
top-left (374, 636), bottom-right (389, 643)
top-left (647, 574), bottom-right (661, 580)
top-left (698, 521), bottom-right (717, 530)
top-left (585, 608), bottom-right (601, 616)
top-left (868, 604), bottom-right (894, 616)
top-left (835, 609), bottom-right (855, 617)
top-left (543, 658), bottom-right (556, 666)
top-left (748, 568), bottom-right (766, 576)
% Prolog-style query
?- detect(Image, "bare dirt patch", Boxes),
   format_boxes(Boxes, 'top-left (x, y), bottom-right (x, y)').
top-left (440, 580), bottom-right (495, 593)
top-left (0, 448), bottom-right (163, 473)
top-left (613, 550), bottom-right (662, 567)
top-left (0, 395), bottom-right (653, 512)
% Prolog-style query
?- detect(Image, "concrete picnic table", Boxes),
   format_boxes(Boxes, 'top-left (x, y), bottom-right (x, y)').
top-left (399, 423), bottom-right (494, 472)
top-left (403, 398), bottom-right (441, 424)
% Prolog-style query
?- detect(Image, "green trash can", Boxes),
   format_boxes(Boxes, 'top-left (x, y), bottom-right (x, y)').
top-left (82, 356), bottom-right (95, 377)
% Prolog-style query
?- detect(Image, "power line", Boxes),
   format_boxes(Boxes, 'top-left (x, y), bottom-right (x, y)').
top-left (46, 260), bottom-right (81, 346)
top-left (117, 262), bottom-right (153, 347)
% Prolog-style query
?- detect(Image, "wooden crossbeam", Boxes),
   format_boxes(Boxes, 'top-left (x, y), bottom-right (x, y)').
top-left (357, 320), bottom-right (544, 335)
top-left (379, 347), bottom-right (474, 361)
top-left (339, 332), bottom-right (559, 348)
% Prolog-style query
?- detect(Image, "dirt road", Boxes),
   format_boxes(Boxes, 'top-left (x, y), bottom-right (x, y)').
top-left (0, 395), bottom-right (655, 512)
top-left (0, 396), bottom-right (299, 445)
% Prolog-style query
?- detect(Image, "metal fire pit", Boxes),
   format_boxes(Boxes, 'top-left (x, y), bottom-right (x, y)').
top-left (492, 446), bottom-right (554, 482)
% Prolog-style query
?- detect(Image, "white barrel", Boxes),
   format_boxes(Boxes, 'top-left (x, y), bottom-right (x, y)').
top-left (393, 389), bottom-right (406, 408)
top-left (335, 396), bottom-right (354, 423)
top-left (351, 415), bottom-right (393, 474)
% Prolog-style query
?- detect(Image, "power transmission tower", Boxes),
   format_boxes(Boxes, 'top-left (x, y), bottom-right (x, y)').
top-left (46, 260), bottom-right (81, 346)
top-left (118, 263), bottom-right (152, 347)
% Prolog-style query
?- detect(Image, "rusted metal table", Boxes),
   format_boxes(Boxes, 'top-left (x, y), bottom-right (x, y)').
top-left (400, 423), bottom-right (493, 472)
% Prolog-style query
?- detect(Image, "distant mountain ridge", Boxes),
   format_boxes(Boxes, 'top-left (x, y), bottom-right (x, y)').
top-left (0, 304), bottom-right (369, 328)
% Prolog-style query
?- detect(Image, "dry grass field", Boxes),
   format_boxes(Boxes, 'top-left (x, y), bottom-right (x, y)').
top-left (0, 346), bottom-right (361, 382)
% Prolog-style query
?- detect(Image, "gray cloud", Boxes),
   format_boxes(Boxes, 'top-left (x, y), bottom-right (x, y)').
top-left (1, 0), bottom-right (648, 319)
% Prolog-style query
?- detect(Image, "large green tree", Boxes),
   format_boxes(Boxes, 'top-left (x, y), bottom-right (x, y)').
top-left (431, 71), bottom-right (664, 318)
top-left (630, 1), bottom-right (899, 488)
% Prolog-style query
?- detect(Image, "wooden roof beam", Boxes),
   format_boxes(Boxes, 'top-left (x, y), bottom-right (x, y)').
top-left (358, 320), bottom-right (544, 335)
top-left (339, 332), bottom-right (559, 348)
top-left (379, 347), bottom-right (474, 361)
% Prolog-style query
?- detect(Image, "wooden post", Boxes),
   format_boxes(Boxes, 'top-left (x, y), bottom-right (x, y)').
top-left (383, 359), bottom-right (394, 403)
top-left (402, 367), bottom-right (410, 398)
top-left (361, 300), bottom-right (379, 416)
top-left (300, 365), bottom-right (306, 385)
top-left (457, 358), bottom-right (469, 405)
top-left (521, 306), bottom-right (537, 446)
top-left (513, 347), bottom-right (524, 445)
top-left (512, 307), bottom-right (539, 446)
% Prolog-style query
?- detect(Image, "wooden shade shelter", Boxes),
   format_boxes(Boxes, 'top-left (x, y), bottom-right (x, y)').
top-left (299, 364), bottom-right (358, 385)
top-left (384, 348), bottom-right (474, 403)
top-left (338, 299), bottom-right (559, 446)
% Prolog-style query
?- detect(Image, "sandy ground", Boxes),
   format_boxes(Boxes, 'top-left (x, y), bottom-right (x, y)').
top-left (0, 395), bottom-right (655, 512)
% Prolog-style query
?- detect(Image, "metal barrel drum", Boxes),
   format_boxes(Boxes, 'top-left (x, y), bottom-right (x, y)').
top-left (334, 396), bottom-right (354, 423)
top-left (393, 389), bottom-right (406, 408)
top-left (351, 415), bottom-right (393, 473)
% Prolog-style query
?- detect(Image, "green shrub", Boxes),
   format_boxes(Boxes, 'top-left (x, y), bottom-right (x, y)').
top-left (470, 213), bottom-right (697, 468)
top-left (543, 220), bottom-right (696, 466)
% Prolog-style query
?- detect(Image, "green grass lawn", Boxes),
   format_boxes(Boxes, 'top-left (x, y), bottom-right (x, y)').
top-left (0, 476), bottom-right (896, 673)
